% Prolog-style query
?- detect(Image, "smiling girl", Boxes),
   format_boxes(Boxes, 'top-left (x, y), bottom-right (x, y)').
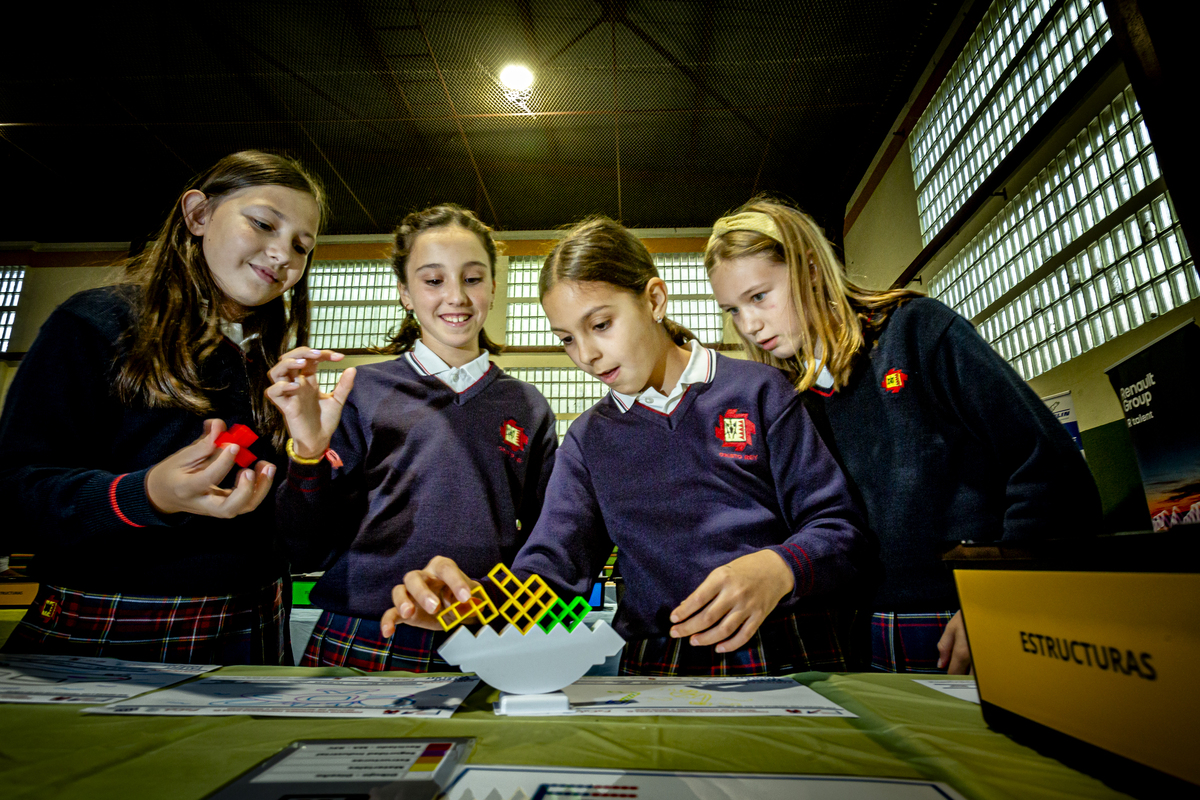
top-left (0, 151), bottom-right (326, 664)
top-left (270, 204), bottom-right (557, 672)
top-left (384, 217), bottom-right (870, 676)
top-left (705, 198), bottom-right (1101, 674)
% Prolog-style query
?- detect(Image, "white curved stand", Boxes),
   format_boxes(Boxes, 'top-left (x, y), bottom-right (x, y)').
top-left (438, 621), bottom-right (625, 697)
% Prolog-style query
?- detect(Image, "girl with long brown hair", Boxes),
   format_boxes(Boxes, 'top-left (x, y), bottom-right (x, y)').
top-left (383, 217), bottom-right (870, 677)
top-left (0, 150), bottom-right (328, 664)
top-left (268, 204), bottom-right (556, 672)
top-left (705, 197), bottom-right (1101, 674)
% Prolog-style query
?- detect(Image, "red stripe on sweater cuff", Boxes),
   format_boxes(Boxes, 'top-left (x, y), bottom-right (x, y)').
top-left (109, 473), bottom-right (146, 528)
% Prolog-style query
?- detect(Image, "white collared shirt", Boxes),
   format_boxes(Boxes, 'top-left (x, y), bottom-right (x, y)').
top-left (610, 339), bottom-right (716, 414)
top-left (406, 340), bottom-right (491, 393)
top-left (814, 364), bottom-right (834, 391)
top-left (219, 320), bottom-right (260, 352)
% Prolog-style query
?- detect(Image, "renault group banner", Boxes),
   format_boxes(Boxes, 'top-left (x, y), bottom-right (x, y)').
top-left (1041, 390), bottom-right (1084, 454)
top-left (1105, 320), bottom-right (1200, 531)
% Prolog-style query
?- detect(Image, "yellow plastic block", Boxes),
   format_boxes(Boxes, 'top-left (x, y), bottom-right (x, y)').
top-left (488, 564), bottom-right (559, 634)
top-left (436, 584), bottom-right (499, 632)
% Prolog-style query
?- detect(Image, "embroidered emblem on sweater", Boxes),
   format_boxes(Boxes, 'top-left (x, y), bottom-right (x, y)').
top-left (40, 598), bottom-right (60, 623)
top-left (882, 368), bottom-right (908, 393)
top-left (715, 409), bottom-right (756, 451)
top-left (501, 419), bottom-right (529, 452)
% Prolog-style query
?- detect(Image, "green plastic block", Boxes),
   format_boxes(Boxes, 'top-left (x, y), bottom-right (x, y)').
top-left (537, 596), bottom-right (592, 633)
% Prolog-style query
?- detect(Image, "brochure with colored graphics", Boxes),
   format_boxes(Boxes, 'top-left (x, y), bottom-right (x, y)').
top-left (0, 654), bottom-right (217, 704)
top-left (86, 673), bottom-right (479, 718)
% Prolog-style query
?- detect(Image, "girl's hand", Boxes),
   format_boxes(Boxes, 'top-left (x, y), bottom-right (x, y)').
top-left (145, 419), bottom-right (276, 517)
top-left (668, 550), bottom-right (795, 654)
top-left (937, 610), bottom-right (973, 674)
top-left (264, 348), bottom-right (355, 459)
top-left (380, 556), bottom-right (480, 637)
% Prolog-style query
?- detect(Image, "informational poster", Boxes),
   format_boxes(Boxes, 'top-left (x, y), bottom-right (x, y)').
top-left (1041, 390), bottom-right (1084, 454)
top-left (87, 674), bottom-right (479, 718)
top-left (0, 654), bottom-right (217, 704)
top-left (554, 676), bottom-right (856, 717)
top-left (443, 765), bottom-right (969, 800)
top-left (1105, 320), bottom-right (1200, 530)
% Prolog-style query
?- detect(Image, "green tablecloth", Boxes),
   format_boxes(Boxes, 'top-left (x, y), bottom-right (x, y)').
top-left (0, 664), bottom-right (1130, 800)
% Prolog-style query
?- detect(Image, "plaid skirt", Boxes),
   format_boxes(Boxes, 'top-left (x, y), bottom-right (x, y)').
top-left (619, 608), bottom-right (860, 677)
top-left (2, 581), bottom-right (286, 665)
top-left (869, 610), bottom-right (956, 673)
top-left (300, 610), bottom-right (454, 673)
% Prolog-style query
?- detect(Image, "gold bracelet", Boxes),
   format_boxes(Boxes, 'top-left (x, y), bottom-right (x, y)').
top-left (286, 438), bottom-right (325, 465)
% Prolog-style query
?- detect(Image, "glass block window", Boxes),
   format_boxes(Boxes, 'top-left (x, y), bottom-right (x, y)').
top-left (505, 367), bottom-right (609, 439)
top-left (982, 194), bottom-right (1194, 379)
top-left (931, 87), bottom-right (1158, 319)
top-left (506, 252), bottom-right (723, 346)
top-left (0, 267), bottom-right (26, 352)
top-left (930, 88), bottom-right (1195, 380)
top-left (911, 0), bottom-right (1111, 243)
top-left (316, 368), bottom-right (346, 393)
top-left (308, 260), bottom-right (404, 350)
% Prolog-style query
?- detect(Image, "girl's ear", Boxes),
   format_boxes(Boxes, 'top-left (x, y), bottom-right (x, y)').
top-left (182, 190), bottom-right (209, 236)
top-left (645, 276), bottom-right (669, 322)
top-left (397, 281), bottom-right (413, 312)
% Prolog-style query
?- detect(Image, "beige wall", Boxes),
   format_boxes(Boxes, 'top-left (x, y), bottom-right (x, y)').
top-left (843, 143), bottom-right (925, 290)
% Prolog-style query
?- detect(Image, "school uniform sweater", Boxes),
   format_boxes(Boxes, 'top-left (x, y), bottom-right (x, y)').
top-left (805, 298), bottom-right (1102, 612)
top-left (278, 356), bottom-right (557, 619)
top-left (514, 351), bottom-right (868, 642)
top-left (0, 286), bottom-right (287, 596)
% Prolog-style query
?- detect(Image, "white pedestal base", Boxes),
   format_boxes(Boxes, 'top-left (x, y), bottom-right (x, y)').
top-left (495, 691), bottom-right (571, 716)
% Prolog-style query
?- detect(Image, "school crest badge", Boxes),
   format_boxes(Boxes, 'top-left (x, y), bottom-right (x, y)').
top-left (882, 368), bottom-right (908, 393)
top-left (715, 408), bottom-right (756, 451)
top-left (501, 419), bottom-right (529, 453)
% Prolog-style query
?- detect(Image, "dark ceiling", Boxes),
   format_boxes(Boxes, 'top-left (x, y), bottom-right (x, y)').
top-left (1, 1), bottom-right (961, 245)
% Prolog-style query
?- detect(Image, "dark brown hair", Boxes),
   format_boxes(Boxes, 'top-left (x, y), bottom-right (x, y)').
top-left (704, 196), bottom-right (921, 391)
top-left (115, 150), bottom-right (328, 450)
top-left (381, 204), bottom-right (503, 356)
top-left (539, 217), bottom-right (695, 346)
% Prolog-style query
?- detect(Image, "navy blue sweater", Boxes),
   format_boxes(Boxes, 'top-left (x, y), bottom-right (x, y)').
top-left (806, 298), bottom-right (1102, 611)
top-left (514, 353), bottom-right (868, 641)
top-left (278, 356), bottom-right (557, 619)
top-left (0, 286), bottom-right (287, 596)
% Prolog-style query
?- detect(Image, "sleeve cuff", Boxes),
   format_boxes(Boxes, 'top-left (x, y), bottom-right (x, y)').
top-left (110, 469), bottom-right (188, 528)
top-left (767, 543), bottom-right (815, 600)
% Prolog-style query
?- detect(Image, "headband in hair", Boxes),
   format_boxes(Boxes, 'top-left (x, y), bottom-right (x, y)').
top-left (708, 211), bottom-right (783, 247)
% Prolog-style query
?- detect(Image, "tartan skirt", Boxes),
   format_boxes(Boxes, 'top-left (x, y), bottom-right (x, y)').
top-left (2, 581), bottom-right (286, 665)
top-left (869, 610), bottom-right (956, 673)
top-left (300, 610), bottom-right (454, 673)
top-left (619, 608), bottom-right (861, 677)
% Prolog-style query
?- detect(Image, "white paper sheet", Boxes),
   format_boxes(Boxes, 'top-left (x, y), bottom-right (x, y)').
top-left (912, 679), bottom-right (980, 704)
top-left (444, 765), bottom-right (969, 799)
top-left (251, 741), bottom-right (461, 784)
top-left (85, 673), bottom-right (479, 718)
top-left (0, 654), bottom-right (217, 704)
top-left (547, 676), bottom-right (856, 717)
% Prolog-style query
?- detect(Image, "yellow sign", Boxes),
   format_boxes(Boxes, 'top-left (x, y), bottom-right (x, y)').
top-left (957, 570), bottom-right (1200, 785)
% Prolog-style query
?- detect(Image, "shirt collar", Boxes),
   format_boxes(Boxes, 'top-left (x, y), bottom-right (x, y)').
top-left (610, 340), bottom-right (716, 413)
top-left (406, 339), bottom-right (491, 393)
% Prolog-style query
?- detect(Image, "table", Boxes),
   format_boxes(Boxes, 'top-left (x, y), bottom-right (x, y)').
top-left (0, 659), bottom-right (1133, 800)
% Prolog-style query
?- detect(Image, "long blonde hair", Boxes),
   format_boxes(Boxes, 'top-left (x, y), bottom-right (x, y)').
top-left (705, 197), bottom-right (921, 392)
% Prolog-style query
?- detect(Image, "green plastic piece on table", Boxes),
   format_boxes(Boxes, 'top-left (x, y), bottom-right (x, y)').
top-left (537, 596), bottom-right (592, 633)
top-left (292, 581), bottom-right (316, 606)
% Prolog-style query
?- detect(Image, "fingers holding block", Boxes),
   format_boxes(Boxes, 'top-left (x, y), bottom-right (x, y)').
top-left (436, 585), bottom-right (499, 632)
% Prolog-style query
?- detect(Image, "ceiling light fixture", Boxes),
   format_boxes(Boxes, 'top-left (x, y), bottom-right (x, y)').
top-left (498, 64), bottom-right (535, 114)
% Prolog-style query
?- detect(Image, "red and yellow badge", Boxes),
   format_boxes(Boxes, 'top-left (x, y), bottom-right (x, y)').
top-left (501, 419), bottom-right (529, 453)
top-left (882, 368), bottom-right (908, 393)
top-left (715, 408), bottom-right (756, 451)
top-left (40, 598), bottom-right (60, 623)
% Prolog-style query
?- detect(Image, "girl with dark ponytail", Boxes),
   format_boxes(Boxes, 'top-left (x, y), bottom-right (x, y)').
top-left (270, 204), bottom-right (557, 672)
